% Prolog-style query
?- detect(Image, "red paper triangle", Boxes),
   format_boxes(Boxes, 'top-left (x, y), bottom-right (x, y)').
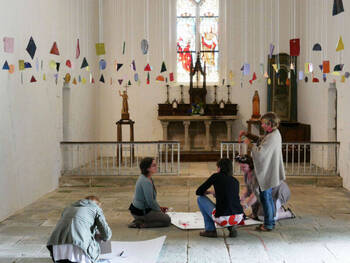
top-left (30, 76), bottom-right (36, 82)
top-left (91, 78), bottom-right (95, 84)
top-left (50, 42), bottom-right (60, 55)
top-left (144, 64), bottom-right (151, 71)
top-left (252, 72), bottom-right (257, 81)
top-left (66, 60), bottom-right (72, 68)
top-left (249, 80), bottom-right (253, 84)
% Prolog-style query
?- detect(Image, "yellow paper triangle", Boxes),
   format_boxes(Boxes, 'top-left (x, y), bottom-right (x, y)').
top-left (336, 36), bottom-right (344, 52)
top-left (272, 64), bottom-right (278, 72)
top-left (49, 60), bottom-right (56, 69)
top-left (341, 75), bottom-right (346, 82)
top-left (82, 78), bottom-right (87, 84)
top-left (229, 70), bottom-right (234, 81)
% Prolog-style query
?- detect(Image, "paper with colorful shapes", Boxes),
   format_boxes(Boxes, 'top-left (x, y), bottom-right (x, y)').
top-left (3, 37), bottom-right (14, 53)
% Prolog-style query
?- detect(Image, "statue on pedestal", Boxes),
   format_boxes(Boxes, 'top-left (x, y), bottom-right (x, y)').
top-left (119, 90), bottom-right (130, 120)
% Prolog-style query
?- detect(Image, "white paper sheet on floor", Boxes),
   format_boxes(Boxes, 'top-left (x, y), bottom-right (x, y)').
top-left (167, 212), bottom-right (261, 230)
top-left (100, 236), bottom-right (166, 263)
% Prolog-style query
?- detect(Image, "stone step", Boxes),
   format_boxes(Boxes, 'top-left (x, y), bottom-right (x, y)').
top-left (59, 174), bottom-right (343, 188)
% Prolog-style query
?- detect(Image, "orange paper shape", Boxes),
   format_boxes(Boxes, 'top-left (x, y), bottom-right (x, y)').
top-left (50, 42), bottom-right (60, 55)
top-left (144, 64), bottom-right (151, 71)
top-left (323, 61), bottom-right (330, 73)
top-left (9, 64), bottom-right (15, 74)
top-left (72, 78), bottom-right (77, 85)
top-left (156, 75), bottom-right (165, 81)
top-left (30, 76), bottom-right (36, 82)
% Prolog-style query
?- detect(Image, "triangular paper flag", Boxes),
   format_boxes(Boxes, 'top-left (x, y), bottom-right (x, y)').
top-left (19, 60), bottom-right (25, 71)
top-left (85, 66), bottom-right (90, 72)
top-left (56, 63), bottom-right (60, 72)
top-left (66, 60), bottom-right (72, 68)
top-left (169, 72), bottom-right (174, 82)
top-left (91, 77), bottom-right (95, 84)
top-left (118, 79), bottom-right (123, 85)
top-left (312, 77), bottom-right (319, 83)
top-left (341, 75), bottom-right (346, 83)
top-left (82, 77), bottom-right (87, 84)
top-left (312, 43), bottom-right (322, 51)
top-left (290, 38), bottom-right (300, 56)
top-left (76, 39), bottom-right (80, 59)
top-left (50, 42), bottom-right (60, 55)
top-left (141, 39), bottom-right (149, 55)
top-left (26, 37), bottom-right (37, 59)
top-left (81, 57), bottom-right (88, 69)
top-left (99, 59), bottom-right (107, 70)
top-left (64, 73), bottom-right (71, 83)
top-left (272, 64), bottom-right (278, 73)
top-left (9, 65), bottom-right (14, 74)
top-left (134, 73), bottom-right (139, 82)
top-left (3, 37), bottom-right (14, 53)
top-left (128, 80), bottom-right (132, 85)
top-left (78, 76), bottom-right (82, 83)
top-left (24, 62), bottom-right (32, 69)
top-left (100, 74), bottom-right (105, 83)
top-left (264, 72), bottom-right (269, 78)
top-left (144, 64), bottom-right (151, 71)
top-left (161, 62), bottom-right (167, 73)
top-left (323, 61), bottom-right (330, 73)
top-left (333, 0), bottom-right (344, 16)
top-left (323, 74), bottom-right (327, 82)
top-left (73, 78), bottom-right (77, 85)
top-left (30, 76), bottom-right (36, 82)
top-left (156, 75), bottom-right (165, 81)
top-left (117, 63), bottom-right (123, 71)
top-left (336, 36), bottom-right (344, 52)
top-left (2, 60), bottom-right (9, 70)
top-left (229, 70), bottom-right (234, 81)
top-left (334, 64), bottom-right (344, 71)
top-left (95, 43), bottom-right (106, 55)
top-left (131, 60), bottom-right (136, 71)
top-left (319, 65), bottom-right (323, 71)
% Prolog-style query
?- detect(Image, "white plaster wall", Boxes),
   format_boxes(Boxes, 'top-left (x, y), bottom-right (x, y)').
top-left (0, 0), bottom-right (100, 221)
top-left (97, 0), bottom-right (293, 142)
top-left (297, 0), bottom-right (350, 189)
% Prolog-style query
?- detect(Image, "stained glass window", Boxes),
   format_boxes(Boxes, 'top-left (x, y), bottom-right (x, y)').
top-left (177, 0), bottom-right (219, 83)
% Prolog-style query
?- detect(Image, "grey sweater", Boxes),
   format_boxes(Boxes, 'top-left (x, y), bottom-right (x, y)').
top-left (132, 174), bottom-right (161, 212)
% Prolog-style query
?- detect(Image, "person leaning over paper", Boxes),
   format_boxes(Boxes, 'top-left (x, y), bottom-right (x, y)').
top-left (239, 112), bottom-right (286, 232)
top-left (47, 195), bottom-right (112, 263)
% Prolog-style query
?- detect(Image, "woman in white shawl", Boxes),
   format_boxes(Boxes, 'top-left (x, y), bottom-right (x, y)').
top-left (239, 112), bottom-right (285, 231)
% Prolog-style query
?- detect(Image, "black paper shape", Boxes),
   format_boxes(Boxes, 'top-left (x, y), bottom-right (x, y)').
top-left (319, 65), bottom-right (323, 71)
top-left (56, 62), bottom-right (60, 72)
top-left (333, 0), bottom-right (344, 16)
top-left (26, 37), bottom-right (37, 59)
top-left (305, 76), bottom-right (308, 83)
top-left (334, 64), bottom-right (344, 71)
top-left (312, 43), bottom-right (322, 51)
top-left (100, 74), bottom-right (105, 83)
top-left (24, 62), bottom-right (32, 69)
top-left (161, 62), bottom-right (167, 73)
top-left (81, 57), bottom-right (89, 69)
top-left (117, 63), bottom-right (123, 71)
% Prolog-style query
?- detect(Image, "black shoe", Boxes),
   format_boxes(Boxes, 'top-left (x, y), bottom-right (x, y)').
top-left (128, 220), bottom-right (143, 228)
top-left (199, 230), bottom-right (217, 238)
top-left (228, 226), bottom-right (237, 238)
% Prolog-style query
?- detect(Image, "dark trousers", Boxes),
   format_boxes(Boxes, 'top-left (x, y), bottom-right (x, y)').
top-left (131, 210), bottom-right (171, 228)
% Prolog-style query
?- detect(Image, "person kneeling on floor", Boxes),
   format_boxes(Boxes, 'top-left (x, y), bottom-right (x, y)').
top-left (128, 157), bottom-right (171, 228)
top-left (196, 158), bottom-right (244, 238)
top-left (47, 195), bottom-right (112, 263)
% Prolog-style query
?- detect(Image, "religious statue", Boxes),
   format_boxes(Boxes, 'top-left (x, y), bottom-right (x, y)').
top-left (119, 90), bottom-right (130, 120)
top-left (251, 90), bottom-right (261, 120)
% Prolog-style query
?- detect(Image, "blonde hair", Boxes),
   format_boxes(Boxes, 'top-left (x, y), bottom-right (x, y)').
top-left (85, 195), bottom-right (101, 206)
top-left (261, 112), bottom-right (280, 130)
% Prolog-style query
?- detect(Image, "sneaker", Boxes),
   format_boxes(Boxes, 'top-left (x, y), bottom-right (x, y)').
top-left (227, 226), bottom-right (237, 238)
top-left (199, 230), bottom-right (217, 238)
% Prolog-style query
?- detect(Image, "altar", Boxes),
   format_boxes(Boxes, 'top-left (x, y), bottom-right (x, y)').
top-left (158, 115), bottom-right (237, 151)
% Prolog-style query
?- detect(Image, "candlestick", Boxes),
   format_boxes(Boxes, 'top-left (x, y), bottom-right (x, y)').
top-left (179, 85), bottom-right (184, 104)
top-left (226, 84), bottom-right (231, 104)
top-left (213, 85), bottom-right (218, 104)
top-left (165, 84), bottom-right (170, 104)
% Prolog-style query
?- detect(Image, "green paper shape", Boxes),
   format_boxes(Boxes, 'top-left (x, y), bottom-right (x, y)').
top-left (161, 61), bottom-right (167, 73)
top-left (26, 37), bottom-right (37, 59)
top-left (128, 80), bottom-right (132, 85)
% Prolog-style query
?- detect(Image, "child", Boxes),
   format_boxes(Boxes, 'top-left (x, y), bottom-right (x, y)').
top-left (235, 154), bottom-right (295, 221)
top-left (239, 112), bottom-right (286, 231)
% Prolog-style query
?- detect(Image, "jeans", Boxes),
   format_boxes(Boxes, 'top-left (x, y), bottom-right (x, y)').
top-left (260, 188), bottom-right (275, 229)
top-left (197, 196), bottom-right (216, 231)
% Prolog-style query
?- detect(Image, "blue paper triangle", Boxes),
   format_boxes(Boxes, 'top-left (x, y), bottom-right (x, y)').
top-left (2, 60), bottom-right (9, 70)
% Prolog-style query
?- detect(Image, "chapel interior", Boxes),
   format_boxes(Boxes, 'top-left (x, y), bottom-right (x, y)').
top-left (1, 0), bottom-right (350, 262)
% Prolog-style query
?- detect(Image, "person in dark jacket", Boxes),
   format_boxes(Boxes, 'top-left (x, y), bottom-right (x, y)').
top-left (47, 195), bottom-right (112, 263)
top-left (128, 157), bottom-right (171, 228)
top-left (196, 158), bottom-right (244, 238)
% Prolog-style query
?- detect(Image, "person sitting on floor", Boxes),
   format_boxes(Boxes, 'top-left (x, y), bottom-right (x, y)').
top-left (196, 158), bottom-right (244, 238)
top-left (128, 157), bottom-right (171, 228)
top-left (47, 195), bottom-right (112, 263)
top-left (235, 153), bottom-right (295, 221)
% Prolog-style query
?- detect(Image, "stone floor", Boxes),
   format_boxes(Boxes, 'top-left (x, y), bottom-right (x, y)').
top-left (1, 182), bottom-right (350, 263)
